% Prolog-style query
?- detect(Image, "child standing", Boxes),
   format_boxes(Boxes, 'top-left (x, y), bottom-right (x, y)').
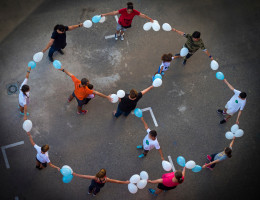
top-left (153, 53), bottom-right (175, 79)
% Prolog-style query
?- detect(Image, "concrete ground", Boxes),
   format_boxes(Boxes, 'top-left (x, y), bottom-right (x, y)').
top-left (0, 0), bottom-right (260, 200)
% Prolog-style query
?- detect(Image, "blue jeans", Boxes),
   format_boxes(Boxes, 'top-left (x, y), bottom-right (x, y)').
top-left (114, 105), bottom-right (131, 118)
top-left (48, 46), bottom-right (62, 58)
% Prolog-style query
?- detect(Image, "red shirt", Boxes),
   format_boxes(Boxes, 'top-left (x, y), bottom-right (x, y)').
top-left (118, 8), bottom-right (140, 27)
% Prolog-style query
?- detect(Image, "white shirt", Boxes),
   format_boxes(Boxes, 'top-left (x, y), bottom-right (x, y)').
top-left (34, 144), bottom-right (50, 163)
top-left (226, 89), bottom-right (246, 114)
top-left (143, 128), bottom-right (160, 151)
top-left (19, 78), bottom-right (30, 107)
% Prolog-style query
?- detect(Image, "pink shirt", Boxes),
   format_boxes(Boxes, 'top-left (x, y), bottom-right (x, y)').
top-left (162, 172), bottom-right (184, 187)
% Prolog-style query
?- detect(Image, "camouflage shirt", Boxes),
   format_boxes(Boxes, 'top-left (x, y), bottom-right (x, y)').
top-left (184, 33), bottom-right (206, 53)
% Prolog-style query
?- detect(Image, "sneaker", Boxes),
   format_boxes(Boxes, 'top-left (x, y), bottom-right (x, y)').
top-left (49, 56), bottom-right (54, 62)
top-left (77, 110), bottom-right (88, 115)
top-left (115, 33), bottom-right (119, 40)
top-left (136, 145), bottom-right (143, 149)
top-left (207, 155), bottom-right (212, 162)
top-left (220, 119), bottom-right (226, 124)
top-left (138, 154), bottom-right (145, 158)
top-left (120, 34), bottom-right (124, 41)
top-left (217, 109), bottom-right (223, 114)
top-left (88, 191), bottom-right (92, 195)
top-left (175, 53), bottom-right (180, 56)
top-left (67, 98), bottom-right (72, 103)
top-left (19, 111), bottom-right (29, 116)
top-left (58, 49), bottom-right (64, 55)
top-left (182, 59), bottom-right (187, 65)
top-left (92, 193), bottom-right (96, 196)
top-left (161, 72), bottom-right (165, 75)
top-left (148, 189), bottom-right (158, 196)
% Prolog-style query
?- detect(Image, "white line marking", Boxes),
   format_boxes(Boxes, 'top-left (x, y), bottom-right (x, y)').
top-left (168, 155), bottom-right (176, 172)
top-left (115, 15), bottom-right (119, 23)
top-left (1, 141), bottom-right (24, 169)
top-left (132, 107), bottom-right (158, 127)
top-left (105, 35), bottom-right (115, 39)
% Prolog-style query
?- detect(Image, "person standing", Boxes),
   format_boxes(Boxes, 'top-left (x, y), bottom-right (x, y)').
top-left (137, 117), bottom-right (164, 160)
top-left (203, 137), bottom-right (235, 170)
top-left (59, 67), bottom-right (111, 114)
top-left (42, 23), bottom-right (83, 62)
top-left (113, 85), bottom-right (153, 118)
top-left (153, 53), bottom-right (176, 77)
top-left (19, 67), bottom-right (31, 120)
top-left (101, 2), bottom-right (153, 41)
top-left (217, 79), bottom-right (247, 124)
top-left (26, 132), bottom-right (60, 171)
top-left (172, 28), bottom-right (213, 65)
top-left (148, 167), bottom-right (186, 196)
top-left (73, 169), bottom-right (129, 196)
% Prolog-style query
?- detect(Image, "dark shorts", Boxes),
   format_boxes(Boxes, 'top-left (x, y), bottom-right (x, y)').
top-left (36, 157), bottom-right (47, 168)
top-left (157, 183), bottom-right (176, 191)
top-left (72, 92), bottom-right (91, 107)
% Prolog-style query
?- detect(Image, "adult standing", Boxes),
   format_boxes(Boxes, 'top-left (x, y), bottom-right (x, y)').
top-left (42, 23), bottom-right (83, 62)
top-left (101, 2), bottom-right (153, 41)
top-left (172, 28), bottom-right (213, 65)
top-left (59, 67), bottom-right (111, 114)
top-left (148, 167), bottom-right (186, 196)
top-left (113, 85), bottom-right (153, 118)
top-left (217, 79), bottom-right (247, 124)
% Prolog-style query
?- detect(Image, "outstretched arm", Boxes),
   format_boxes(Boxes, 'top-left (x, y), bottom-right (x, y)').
top-left (141, 85), bottom-right (153, 95)
top-left (42, 39), bottom-right (54, 53)
top-left (236, 110), bottom-right (242, 125)
top-left (101, 11), bottom-right (119, 17)
top-left (139, 13), bottom-right (153, 22)
top-left (140, 117), bottom-right (149, 130)
top-left (204, 50), bottom-right (214, 60)
top-left (158, 148), bottom-right (164, 160)
top-left (148, 178), bottom-right (163, 184)
top-left (59, 68), bottom-right (73, 77)
top-left (23, 105), bottom-right (28, 120)
top-left (72, 172), bottom-right (96, 179)
top-left (230, 137), bottom-right (235, 148)
top-left (172, 28), bottom-right (185, 36)
top-left (68, 23), bottom-right (83, 31)
top-left (26, 132), bottom-right (35, 146)
top-left (202, 160), bottom-right (220, 168)
top-left (49, 162), bottom-right (60, 171)
top-left (93, 91), bottom-right (111, 101)
top-left (223, 79), bottom-right (235, 91)
top-left (107, 178), bottom-right (130, 184)
top-left (182, 167), bottom-right (186, 177)
top-left (26, 67), bottom-right (31, 79)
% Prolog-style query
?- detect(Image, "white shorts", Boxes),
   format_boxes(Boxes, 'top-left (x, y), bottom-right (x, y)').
top-left (225, 104), bottom-right (235, 116)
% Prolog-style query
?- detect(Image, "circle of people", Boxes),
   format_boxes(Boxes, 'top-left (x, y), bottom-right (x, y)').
top-left (19, 2), bottom-right (247, 197)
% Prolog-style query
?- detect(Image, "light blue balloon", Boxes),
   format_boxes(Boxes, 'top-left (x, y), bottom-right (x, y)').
top-left (53, 60), bottom-right (62, 69)
top-left (192, 165), bottom-right (202, 173)
top-left (216, 72), bottom-right (224, 80)
top-left (92, 15), bottom-right (101, 23)
top-left (177, 156), bottom-right (186, 167)
top-left (62, 174), bottom-right (73, 183)
top-left (60, 168), bottom-right (71, 177)
top-left (134, 108), bottom-right (143, 118)
top-left (28, 61), bottom-right (36, 69)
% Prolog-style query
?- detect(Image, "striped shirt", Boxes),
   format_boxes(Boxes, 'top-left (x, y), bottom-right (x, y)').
top-left (184, 34), bottom-right (206, 53)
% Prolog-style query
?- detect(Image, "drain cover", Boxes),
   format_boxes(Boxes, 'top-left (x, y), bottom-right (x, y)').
top-left (6, 83), bottom-right (19, 95)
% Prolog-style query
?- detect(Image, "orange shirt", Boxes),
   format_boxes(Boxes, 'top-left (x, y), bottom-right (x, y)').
top-left (71, 75), bottom-right (93, 100)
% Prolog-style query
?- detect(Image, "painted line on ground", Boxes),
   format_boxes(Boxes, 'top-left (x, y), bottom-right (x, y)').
top-left (115, 15), bottom-right (119, 23)
top-left (105, 35), bottom-right (115, 39)
top-left (168, 155), bottom-right (176, 172)
top-left (132, 107), bottom-right (158, 127)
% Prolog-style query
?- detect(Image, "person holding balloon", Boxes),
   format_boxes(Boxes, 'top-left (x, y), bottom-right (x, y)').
top-left (100, 2), bottom-right (153, 41)
top-left (203, 136), bottom-right (235, 170)
top-left (26, 132), bottom-right (60, 171)
top-left (153, 53), bottom-right (176, 77)
top-left (42, 23), bottom-right (83, 62)
top-left (148, 167), bottom-right (186, 196)
top-left (73, 169), bottom-right (129, 196)
top-left (171, 29), bottom-right (213, 65)
top-left (217, 79), bottom-right (247, 124)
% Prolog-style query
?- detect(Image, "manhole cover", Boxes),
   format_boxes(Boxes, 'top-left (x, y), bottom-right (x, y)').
top-left (6, 83), bottom-right (19, 95)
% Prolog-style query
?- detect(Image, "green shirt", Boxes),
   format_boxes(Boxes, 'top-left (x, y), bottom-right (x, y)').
top-left (184, 34), bottom-right (206, 53)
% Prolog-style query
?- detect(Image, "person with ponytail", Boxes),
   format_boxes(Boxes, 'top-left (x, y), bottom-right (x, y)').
top-left (73, 169), bottom-right (129, 196)
top-left (203, 136), bottom-right (235, 170)
top-left (19, 66), bottom-right (31, 120)
top-left (101, 2), bottom-right (153, 41)
top-left (147, 167), bottom-right (186, 196)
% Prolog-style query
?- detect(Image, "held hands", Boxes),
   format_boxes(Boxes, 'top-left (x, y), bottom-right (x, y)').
top-left (172, 28), bottom-right (176, 32)
top-left (149, 18), bottom-right (154, 23)
top-left (107, 95), bottom-right (112, 102)
top-left (24, 115), bottom-right (27, 121)
top-left (148, 180), bottom-right (152, 183)
top-left (26, 132), bottom-right (31, 136)
top-left (202, 165), bottom-right (207, 169)
top-left (236, 120), bottom-right (239, 125)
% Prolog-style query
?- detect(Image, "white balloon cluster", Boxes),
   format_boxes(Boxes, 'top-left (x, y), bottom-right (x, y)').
top-left (143, 20), bottom-right (160, 31)
top-left (128, 171), bottom-right (149, 194)
top-left (225, 124), bottom-right (244, 139)
top-left (110, 90), bottom-right (126, 103)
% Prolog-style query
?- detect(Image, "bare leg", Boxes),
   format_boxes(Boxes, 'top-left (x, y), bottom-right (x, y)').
top-left (120, 30), bottom-right (125, 35)
top-left (225, 115), bottom-right (232, 121)
top-left (36, 160), bottom-right (40, 167)
top-left (155, 188), bottom-right (163, 195)
top-left (68, 94), bottom-right (74, 101)
top-left (116, 30), bottom-right (120, 35)
top-left (20, 105), bottom-right (24, 113)
top-left (39, 164), bottom-right (46, 169)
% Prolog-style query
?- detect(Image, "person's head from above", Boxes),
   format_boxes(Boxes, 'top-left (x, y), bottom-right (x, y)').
top-left (239, 92), bottom-right (247, 100)
top-left (87, 84), bottom-right (93, 90)
top-left (174, 170), bottom-right (184, 183)
top-left (41, 144), bottom-right (49, 154)
top-left (126, 2), bottom-right (134, 14)
top-left (161, 53), bottom-right (173, 62)
top-left (224, 147), bottom-right (232, 158)
top-left (96, 168), bottom-right (106, 178)
top-left (80, 78), bottom-right (89, 87)
top-left (21, 85), bottom-right (30, 96)
top-left (149, 130), bottom-right (157, 140)
top-left (129, 89), bottom-right (138, 99)
top-left (54, 24), bottom-right (66, 34)
top-left (192, 31), bottom-right (201, 41)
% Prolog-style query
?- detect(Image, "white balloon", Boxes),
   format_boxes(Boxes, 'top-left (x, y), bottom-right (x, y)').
top-left (140, 171), bottom-right (149, 180)
top-left (185, 160), bottom-right (196, 169)
top-left (162, 23), bottom-right (172, 31)
top-left (162, 160), bottom-right (172, 171)
top-left (110, 94), bottom-right (118, 103)
top-left (62, 165), bottom-right (73, 174)
top-left (225, 131), bottom-right (234, 140)
top-left (234, 129), bottom-right (244, 137)
top-left (152, 22), bottom-right (160, 31)
top-left (180, 47), bottom-right (189, 57)
top-left (99, 16), bottom-right (106, 23)
top-left (143, 22), bottom-right (152, 31)
top-left (23, 120), bottom-right (33, 132)
top-left (33, 52), bottom-right (43, 62)
top-left (153, 20), bottom-right (159, 24)
top-left (152, 78), bottom-right (162, 87)
top-left (117, 90), bottom-right (125, 98)
top-left (137, 180), bottom-right (147, 189)
top-left (83, 20), bottom-right (92, 28)
top-left (128, 183), bottom-right (138, 194)
top-left (130, 174), bottom-right (140, 184)
top-left (210, 60), bottom-right (219, 70)
top-left (231, 124), bottom-right (239, 133)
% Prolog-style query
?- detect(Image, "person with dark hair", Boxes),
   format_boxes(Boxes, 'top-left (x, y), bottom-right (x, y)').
top-left (153, 53), bottom-right (177, 77)
top-left (203, 137), bottom-right (235, 170)
top-left (137, 117), bottom-right (164, 160)
top-left (113, 85), bottom-right (153, 118)
top-left (26, 132), bottom-right (60, 171)
top-left (100, 2), bottom-right (153, 41)
top-left (148, 167), bottom-right (186, 196)
top-left (59, 67), bottom-right (111, 114)
top-left (73, 169), bottom-right (129, 196)
top-left (19, 67), bottom-right (32, 120)
top-left (42, 23), bottom-right (83, 62)
top-left (86, 84), bottom-right (95, 99)
top-left (171, 28), bottom-right (213, 65)
top-left (217, 79), bottom-right (247, 124)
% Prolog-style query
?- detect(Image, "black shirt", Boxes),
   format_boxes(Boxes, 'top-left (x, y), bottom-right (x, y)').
top-left (118, 92), bottom-right (143, 112)
top-left (51, 26), bottom-right (69, 50)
